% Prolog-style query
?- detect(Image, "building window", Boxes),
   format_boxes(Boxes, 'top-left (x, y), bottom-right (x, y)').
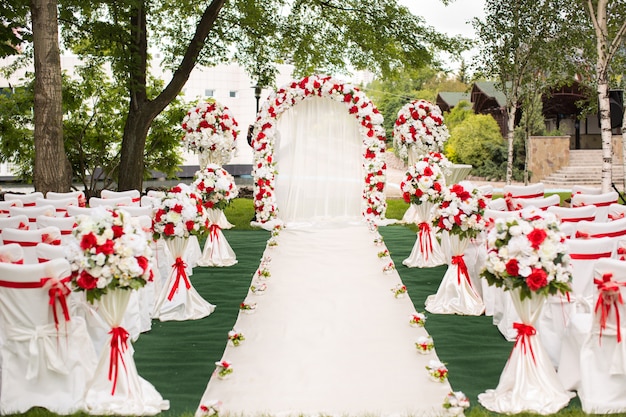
top-left (229, 90), bottom-right (238, 98)
top-left (205, 89), bottom-right (215, 97)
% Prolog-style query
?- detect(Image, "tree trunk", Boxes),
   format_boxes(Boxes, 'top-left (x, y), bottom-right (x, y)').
top-left (505, 104), bottom-right (517, 184)
top-left (622, 100), bottom-right (626, 194)
top-left (598, 78), bottom-right (613, 193)
top-left (117, 108), bottom-right (153, 191)
top-left (30, 0), bottom-right (72, 194)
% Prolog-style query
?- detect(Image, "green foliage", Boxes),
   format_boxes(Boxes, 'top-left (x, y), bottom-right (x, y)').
top-left (0, 1), bottom-right (31, 59)
top-left (443, 100), bottom-right (473, 132)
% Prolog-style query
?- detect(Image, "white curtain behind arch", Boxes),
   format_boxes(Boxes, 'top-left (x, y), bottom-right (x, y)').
top-left (275, 96), bottom-right (363, 223)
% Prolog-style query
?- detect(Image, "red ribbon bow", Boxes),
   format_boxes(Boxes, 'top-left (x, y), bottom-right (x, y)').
top-left (108, 326), bottom-right (129, 395)
top-left (209, 223), bottom-right (221, 242)
top-left (594, 273), bottom-right (626, 343)
top-left (609, 212), bottom-right (625, 221)
top-left (513, 322), bottom-right (537, 364)
top-left (451, 254), bottom-right (472, 288)
top-left (46, 277), bottom-right (71, 329)
top-left (418, 222), bottom-right (433, 260)
top-left (41, 233), bottom-right (61, 245)
top-left (167, 257), bottom-right (190, 301)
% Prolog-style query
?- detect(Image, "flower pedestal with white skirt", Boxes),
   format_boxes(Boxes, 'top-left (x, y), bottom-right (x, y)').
top-left (403, 202), bottom-right (445, 268)
top-left (84, 288), bottom-right (169, 415)
top-left (425, 232), bottom-right (485, 315)
top-left (197, 208), bottom-right (237, 267)
top-left (153, 237), bottom-right (216, 321)
top-left (478, 289), bottom-right (572, 414)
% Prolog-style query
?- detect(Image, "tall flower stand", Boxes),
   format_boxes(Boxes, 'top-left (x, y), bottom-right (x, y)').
top-left (152, 237), bottom-right (216, 321)
top-left (402, 202), bottom-right (445, 268)
top-left (425, 232), bottom-right (485, 315)
top-left (84, 288), bottom-right (169, 415)
top-left (197, 208), bottom-right (237, 267)
top-left (478, 289), bottom-right (573, 414)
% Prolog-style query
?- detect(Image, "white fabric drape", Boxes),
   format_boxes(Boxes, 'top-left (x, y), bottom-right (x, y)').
top-left (84, 288), bottom-right (169, 415)
top-left (425, 232), bottom-right (485, 315)
top-left (478, 289), bottom-right (572, 414)
top-left (274, 96), bottom-right (363, 224)
top-left (152, 237), bottom-right (216, 321)
top-left (402, 202), bottom-right (445, 268)
top-left (197, 209), bottom-right (237, 267)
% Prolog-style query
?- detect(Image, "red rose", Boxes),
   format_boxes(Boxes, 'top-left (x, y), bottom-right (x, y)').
top-left (172, 204), bottom-right (183, 214)
top-left (111, 225), bottom-right (124, 238)
top-left (170, 186), bottom-right (182, 193)
top-left (526, 268), bottom-right (548, 291)
top-left (76, 270), bottom-right (98, 290)
top-left (403, 192), bottom-right (411, 204)
top-left (96, 239), bottom-right (115, 255)
top-left (154, 208), bottom-right (165, 222)
top-left (164, 223), bottom-right (175, 236)
top-left (185, 220), bottom-right (196, 231)
top-left (80, 232), bottom-right (98, 250)
top-left (136, 256), bottom-right (150, 273)
top-left (505, 259), bottom-right (519, 276)
top-left (423, 166), bottom-right (433, 176)
top-left (433, 182), bottom-right (442, 192)
top-left (527, 228), bottom-right (548, 250)
top-left (414, 189), bottom-right (424, 198)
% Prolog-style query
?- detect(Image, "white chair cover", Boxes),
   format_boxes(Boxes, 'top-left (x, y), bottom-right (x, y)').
top-left (571, 191), bottom-right (618, 222)
top-left (36, 215), bottom-right (77, 244)
top-left (514, 194), bottom-right (560, 210)
top-left (152, 237), bottom-right (216, 321)
top-left (101, 189), bottom-right (141, 206)
top-left (35, 242), bottom-right (66, 263)
top-left (571, 185), bottom-right (602, 197)
top-left (84, 288), bottom-right (169, 415)
top-left (8, 205), bottom-right (56, 228)
top-left (0, 199), bottom-right (22, 217)
top-left (487, 198), bottom-right (507, 211)
top-left (46, 190), bottom-right (86, 207)
top-left (425, 232), bottom-right (485, 315)
top-left (4, 192), bottom-right (44, 207)
top-left (478, 289), bottom-right (573, 414)
top-left (35, 197), bottom-right (78, 217)
top-left (89, 196), bottom-right (133, 208)
top-left (502, 183), bottom-right (544, 210)
top-left (402, 202), bottom-right (446, 268)
top-left (576, 259), bottom-right (626, 413)
top-left (538, 237), bottom-right (614, 368)
top-left (477, 184), bottom-right (494, 199)
top-left (547, 205), bottom-right (597, 238)
top-left (0, 215), bottom-right (30, 235)
top-left (1, 226), bottom-right (62, 264)
top-left (608, 203), bottom-right (626, 221)
top-left (0, 259), bottom-right (97, 414)
top-left (573, 217), bottom-right (626, 241)
top-left (0, 243), bottom-right (24, 264)
top-left (66, 205), bottom-right (96, 217)
top-left (118, 205), bottom-right (153, 217)
top-left (196, 208), bottom-right (237, 267)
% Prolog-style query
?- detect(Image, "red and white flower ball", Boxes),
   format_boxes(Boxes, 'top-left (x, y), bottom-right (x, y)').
top-left (393, 99), bottom-right (450, 159)
top-left (181, 100), bottom-right (239, 161)
top-left (434, 182), bottom-right (487, 240)
top-left (191, 163), bottom-right (238, 210)
top-left (400, 160), bottom-right (446, 206)
top-left (152, 185), bottom-right (210, 240)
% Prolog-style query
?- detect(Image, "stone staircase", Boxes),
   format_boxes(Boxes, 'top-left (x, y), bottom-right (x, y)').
top-left (542, 149), bottom-right (625, 188)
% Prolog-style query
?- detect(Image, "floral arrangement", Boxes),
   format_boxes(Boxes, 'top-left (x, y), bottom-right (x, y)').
top-left (482, 208), bottom-right (572, 300)
top-left (422, 151), bottom-right (453, 178)
top-left (227, 330), bottom-right (245, 346)
top-left (426, 359), bottom-right (448, 382)
top-left (400, 159), bottom-right (446, 206)
top-left (152, 185), bottom-right (209, 240)
top-left (239, 301), bottom-right (257, 313)
top-left (383, 262), bottom-right (395, 274)
top-left (250, 74), bottom-right (387, 223)
top-left (250, 282), bottom-right (267, 295)
top-left (67, 206), bottom-right (153, 303)
top-left (377, 249), bottom-right (390, 259)
top-left (393, 99), bottom-right (450, 160)
top-left (391, 284), bottom-right (407, 298)
top-left (191, 164), bottom-right (238, 210)
top-left (215, 359), bottom-right (233, 379)
top-left (415, 336), bottom-right (434, 354)
top-left (198, 401), bottom-right (221, 416)
top-left (373, 232), bottom-right (384, 246)
top-left (443, 391), bottom-right (470, 411)
top-left (181, 100), bottom-right (239, 163)
top-left (256, 267), bottom-right (271, 279)
top-left (409, 312), bottom-right (427, 327)
top-left (434, 182), bottom-right (487, 240)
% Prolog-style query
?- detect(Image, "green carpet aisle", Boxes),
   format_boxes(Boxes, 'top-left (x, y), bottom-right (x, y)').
top-left (133, 226), bottom-right (573, 415)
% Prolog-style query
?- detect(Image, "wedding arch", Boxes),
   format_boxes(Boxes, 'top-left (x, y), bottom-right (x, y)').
top-left (250, 75), bottom-right (388, 225)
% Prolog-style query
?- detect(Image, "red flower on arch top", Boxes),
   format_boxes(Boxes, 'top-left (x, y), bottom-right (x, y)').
top-left (250, 75), bottom-right (388, 224)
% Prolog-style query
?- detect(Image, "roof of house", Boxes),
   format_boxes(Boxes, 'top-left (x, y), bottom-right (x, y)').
top-left (436, 92), bottom-right (471, 108)
top-left (471, 81), bottom-right (507, 107)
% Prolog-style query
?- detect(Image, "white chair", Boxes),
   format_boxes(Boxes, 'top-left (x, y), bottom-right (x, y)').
top-left (0, 215), bottom-right (30, 235)
top-left (101, 189), bottom-right (141, 206)
top-left (487, 198), bottom-right (507, 211)
top-left (36, 215), bottom-right (77, 244)
top-left (573, 217), bottom-right (626, 241)
top-left (66, 205), bottom-right (95, 217)
top-left (0, 258), bottom-right (97, 414)
top-left (0, 199), bottom-right (23, 217)
top-left (608, 203), bottom-right (626, 221)
top-left (35, 196), bottom-right (79, 217)
top-left (8, 205), bottom-right (56, 228)
top-left (571, 185), bottom-right (603, 197)
top-left (35, 242), bottom-right (67, 263)
top-left (538, 237), bottom-right (614, 368)
top-left (476, 184), bottom-right (493, 199)
top-left (571, 191), bottom-right (619, 222)
top-left (0, 244), bottom-right (24, 264)
top-left (514, 194), bottom-right (560, 210)
top-left (502, 183), bottom-right (545, 210)
top-left (118, 205), bottom-right (153, 217)
top-left (89, 196), bottom-right (133, 208)
top-left (3, 192), bottom-right (44, 207)
top-left (1, 226), bottom-right (62, 264)
top-left (46, 190), bottom-right (86, 207)
top-left (575, 259), bottom-right (626, 413)
top-left (547, 205), bottom-right (597, 237)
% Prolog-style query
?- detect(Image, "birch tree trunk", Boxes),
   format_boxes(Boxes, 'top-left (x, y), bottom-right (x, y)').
top-left (506, 103), bottom-right (517, 185)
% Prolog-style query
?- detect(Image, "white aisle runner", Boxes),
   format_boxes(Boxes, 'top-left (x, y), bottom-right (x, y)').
top-left (197, 223), bottom-right (453, 416)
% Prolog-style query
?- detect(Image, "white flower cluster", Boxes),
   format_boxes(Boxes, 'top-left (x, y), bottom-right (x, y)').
top-left (151, 184), bottom-right (209, 239)
top-left (435, 182), bottom-right (486, 240)
top-left (443, 391), bottom-right (470, 409)
top-left (67, 206), bottom-right (153, 301)
top-left (181, 100), bottom-right (239, 164)
top-left (191, 163), bottom-right (238, 210)
top-left (483, 208), bottom-right (572, 297)
top-left (250, 74), bottom-right (388, 223)
top-left (400, 160), bottom-right (446, 205)
top-left (393, 99), bottom-right (450, 159)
